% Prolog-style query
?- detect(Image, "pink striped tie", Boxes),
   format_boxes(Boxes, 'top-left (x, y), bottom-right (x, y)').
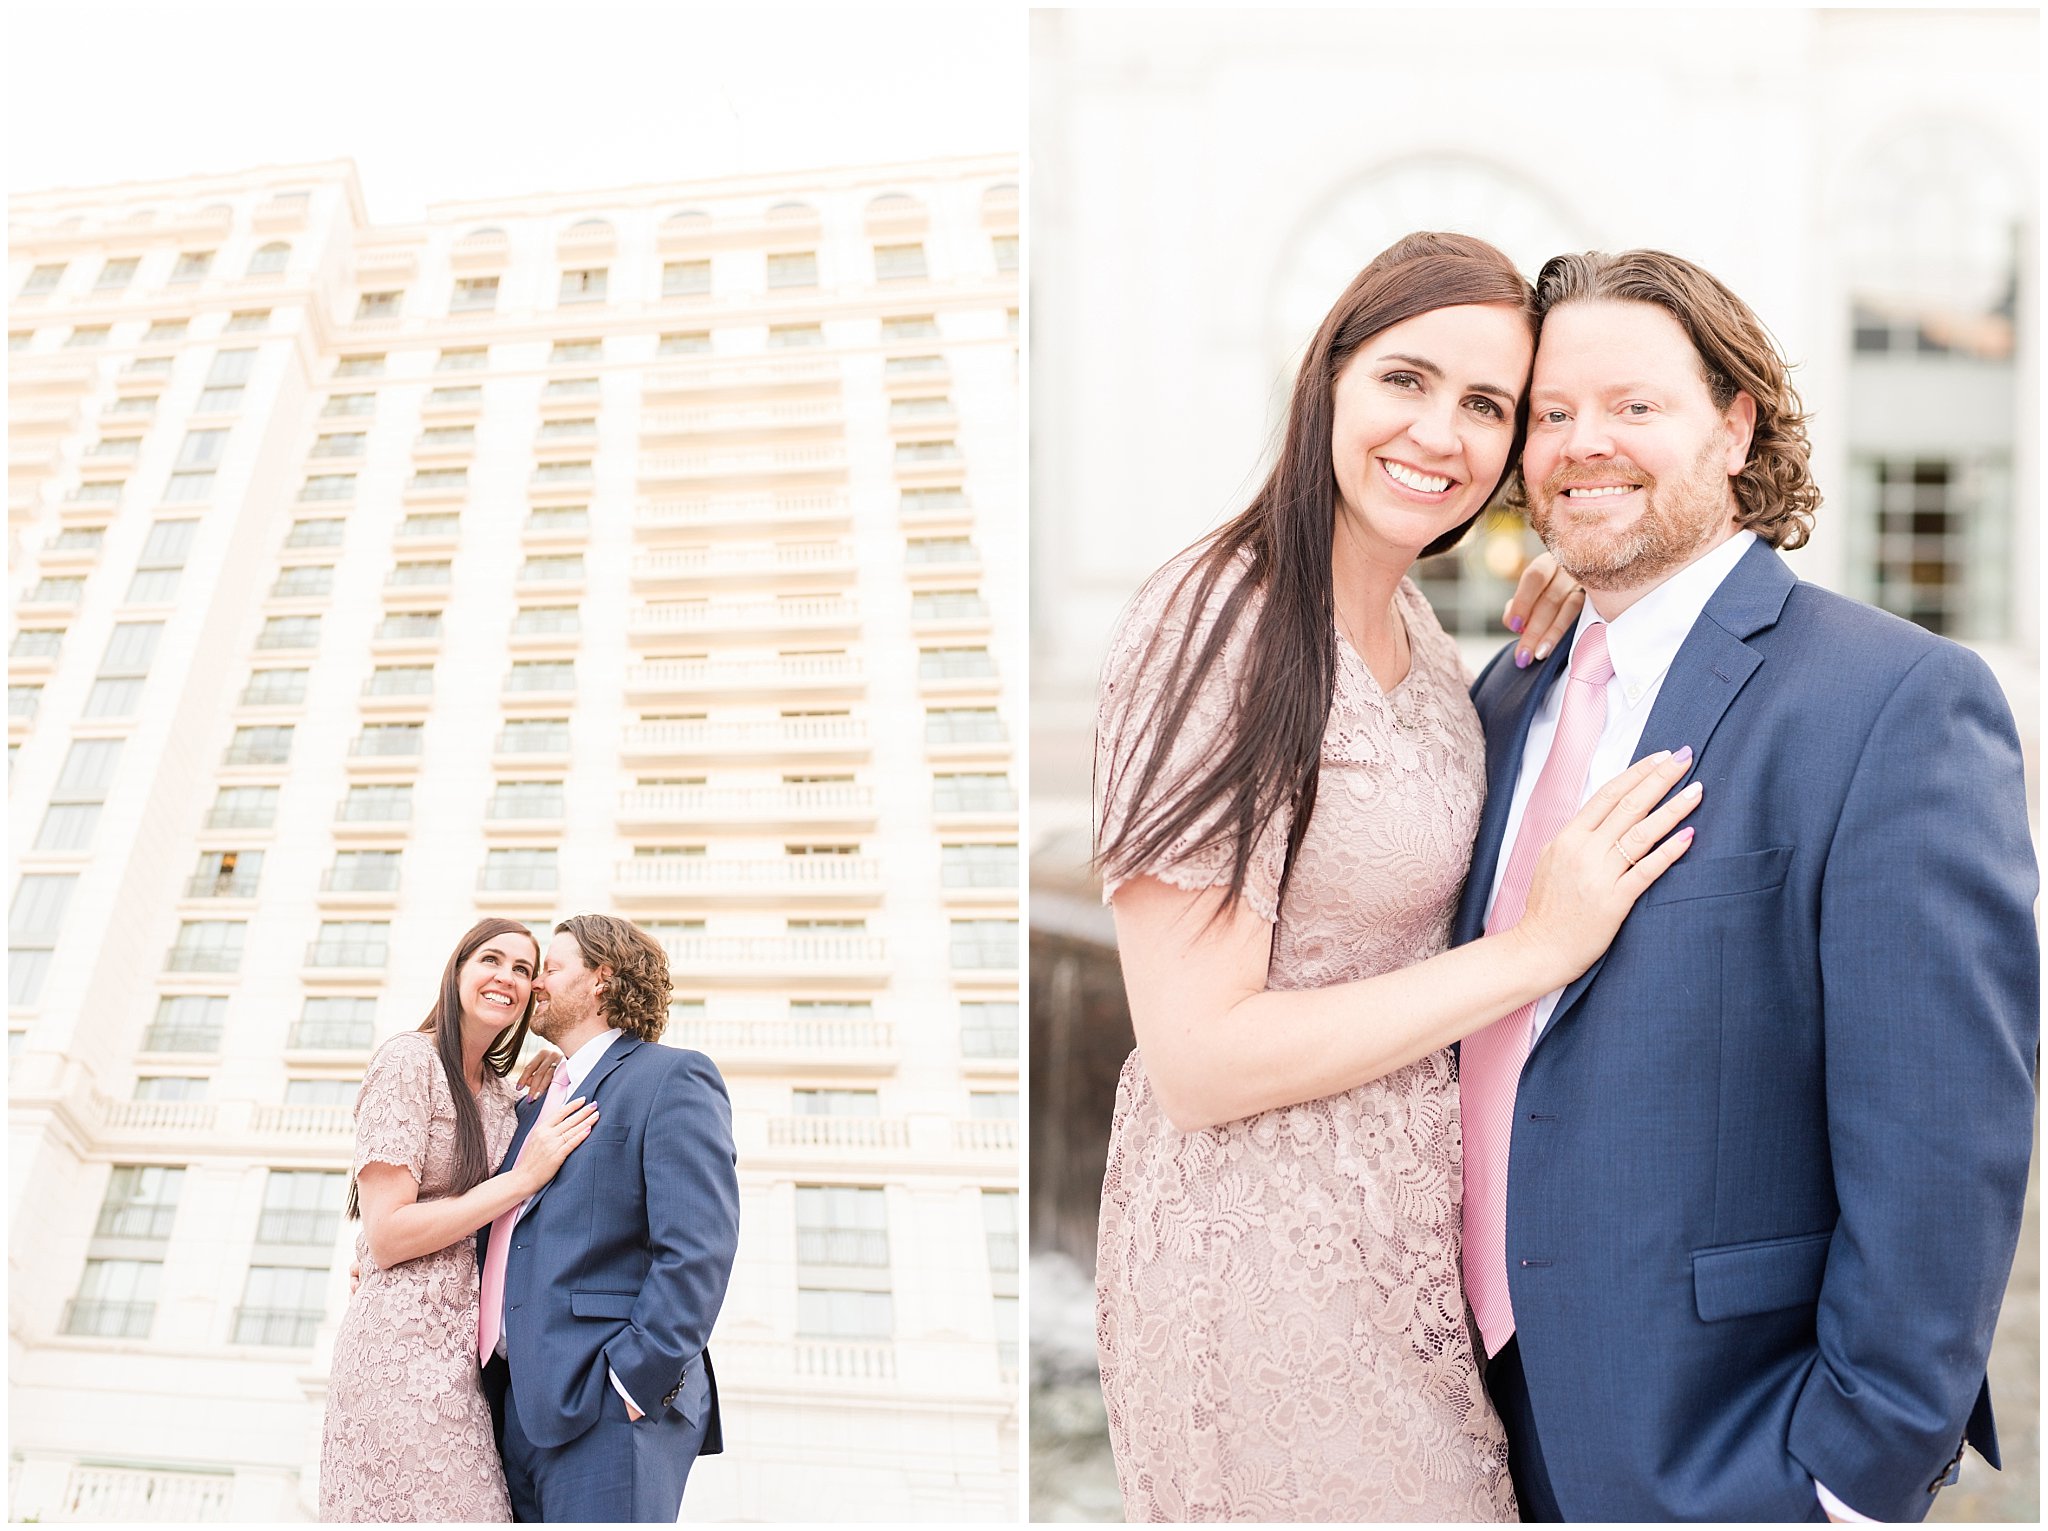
top-left (1461, 622), bottom-right (1612, 1358)
top-left (479, 1065), bottom-right (570, 1363)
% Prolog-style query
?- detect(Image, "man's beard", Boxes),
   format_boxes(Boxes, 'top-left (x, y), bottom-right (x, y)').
top-left (1529, 435), bottom-right (1734, 590)
top-left (531, 997), bottom-right (586, 1042)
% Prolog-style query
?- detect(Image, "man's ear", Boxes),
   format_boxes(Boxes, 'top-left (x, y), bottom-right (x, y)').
top-left (594, 964), bottom-right (614, 996)
top-left (1722, 391), bottom-right (1758, 475)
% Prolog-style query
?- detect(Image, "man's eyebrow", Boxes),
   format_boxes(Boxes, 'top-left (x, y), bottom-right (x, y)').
top-left (1530, 379), bottom-right (1660, 400)
top-left (1377, 352), bottom-right (1518, 404)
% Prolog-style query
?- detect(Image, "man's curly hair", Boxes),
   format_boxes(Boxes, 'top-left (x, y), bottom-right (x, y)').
top-left (556, 913), bottom-right (671, 1042)
top-left (1503, 248), bottom-right (1820, 550)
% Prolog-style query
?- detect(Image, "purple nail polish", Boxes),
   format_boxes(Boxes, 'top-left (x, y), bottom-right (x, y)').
top-left (1515, 648), bottom-right (1530, 669)
top-left (1678, 825), bottom-right (1695, 841)
top-left (1507, 614), bottom-right (1525, 634)
top-left (1672, 745), bottom-right (1693, 765)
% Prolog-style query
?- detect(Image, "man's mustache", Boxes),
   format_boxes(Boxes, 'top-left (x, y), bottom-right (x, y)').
top-left (1538, 460), bottom-right (1650, 499)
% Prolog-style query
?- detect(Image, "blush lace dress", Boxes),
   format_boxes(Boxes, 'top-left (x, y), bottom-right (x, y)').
top-left (319, 1031), bottom-right (519, 1522)
top-left (1093, 553), bottom-right (1517, 1522)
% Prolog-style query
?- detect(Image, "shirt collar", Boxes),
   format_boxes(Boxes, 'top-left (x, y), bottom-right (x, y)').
top-left (1574, 529), bottom-right (1757, 702)
top-left (560, 1027), bottom-right (624, 1092)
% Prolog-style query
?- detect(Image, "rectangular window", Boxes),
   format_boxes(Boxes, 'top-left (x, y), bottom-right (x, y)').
top-left (241, 668), bottom-right (308, 705)
top-left (176, 429), bottom-right (230, 470)
top-left (22, 263), bottom-right (66, 295)
top-left (257, 1170), bottom-right (346, 1246)
top-left (941, 843), bottom-right (1019, 888)
top-left (795, 1185), bottom-right (889, 1268)
top-left (334, 354), bottom-right (384, 377)
top-left (658, 331), bottom-right (711, 355)
top-left (450, 276), bottom-right (498, 312)
top-left (506, 660), bottom-right (575, 692)
top-left (541, 376), bottom-right (599, 399)
top-left (107, 395), bottom-right (157, 417)
top-left (299, 474), bottom-right (356, 501)
top-left (767, 323), bottom-right (825, 349)
top-left (374, 612), bottom-right (442, 640)
top-left (992, 234), bottom-right (1019, 272)
top-left (270, 565), bottom-right (333, 599)
top-left (874, 243), bottom-right (928, 281)
top-left (225, 310), bottom-right (270, 333)
top-left (63, 1259), bottom-right (160, 1339)
top-left (326, 848), bottom-right (402, 894)
top-left (437, 347), bottom-right (487, 371)
top-left (310, 433), bottom-right (364, 458)
top-left (489, 781), bottom-right (567, 819)
top-left (167, 920), bottom-right (246, 972)
top-left (881, 314), bottom-right (939, 340)
top-left (792, 1088), bottom-right (881, 1117)
top-left (285, 518), bottom-right (345, 548)
top-left (95, 1165), bottom-right (186, 1241)
top-left (933, 772), bottom-right (1016, 813)
top-left (550, 339), bottom-right (600, 363)
top-left (897, 440), bottom-right (963, 466)
top-left (85, 436), bottom-right (142, 460)
top-left (418, 425), bottom-right (474, 450)
top-left (530, 462), bottom-right (593, 486)
top-left (11, 873), bottom-right (78, 944)
top-left (308, 920), bottom-right (391, 968)
top-left (535, 418), bottom-right (594, 441)
top-left (138, 519), bottom-right (199, 568)
top-left (143, 319), bottom-right (188, 343)
top-left (662, 260), bottom-right (712, 297)
top-left (480, 848), bottom-right (558, 891)
top-left (363, 665), bottom-right (433, 697)
top-left (901, 488), bottom-right (967, 515)
top-left (426, 385), bottom-right (482, 407)
top-left (766, 251), bottom-right (818, 289)
top-left (409, 468), bottom-right (467, 492)
top-left (54, 738), bottom-right (124, 799)
top-left (352, 723), bottom-right (422, 757)
top-left (207, 349), bottom-right (256, 386)
top-left (233, 1265), bottom-right (327, 1347)
top-left (188, 849), bottom-right (263, 898)
top-left (256, 615), bottom-right (322, 650)
top-left (960, 999), bottom-right (1020, 1058)
top-left (29, 577), bottom-right (83, 603)
top-left (11, 629), bottom-right (62, 658)
top-left (66, 482), bottom-right (125, 505)
top-left (949, 919), bottom-right (1019, 970)
top-left (906, 535), bottom-right (976, 565)
top-left (134, 1077), bottom-right (207, 1101)
top-left (890, 397), bottom-right (954, 422)
top-left (194, 388), bottom-right (244, 417)
top-left (66, 325), bottom-right (110, 349)
top-left (355, 291), bottom-right (401, 320)
top-left (796, 1288), bottom-right (893, 1340)
top-left (292, 996), bottom-right (376, 1049)
top-left (99, 621), bottom-right (165, 675)
top-left (206, 784), bottom-right (279, 829)
top-left (387, 560), bottom-right (453, 587)
top-left (559, 268), bottom-right (608, 303)
top-left (223, 725), bottom-right (293, 766)
top-left (337, 784), bottom-right (412, 823)
top-left (925, 706), bottom-right (1005, 744)
top-left (497, 718), bottom-right (570, 753)
top-left (10, 948), bottom-right (52, 1007)
top-left (511, 604), bottom-right (580, 633)
top-left (519, 555), bottom-right (585, 582)
top-left (35, 803), bottom-right (100, 854)
top-left (96, 257), bottom-right (141, 290)
top-left (920, 645), bottom-right (996, 679)
top-left (144, 994), bottom-right (227, 1051)
top-left (83, 677), bottom-right (145, 717)
top-left (163, 471), bottom-right (216, 503)
top-left (170, 250), bottom-right (214, 283)
top-left (321, 393), bottom-right (374, 417)
top-left (523, 507), bottom-right (589, 532)
top-left (884, 354), bottom-right (946, 380)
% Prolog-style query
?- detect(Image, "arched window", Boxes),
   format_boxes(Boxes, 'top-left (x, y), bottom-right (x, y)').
top-left (768, 201), bottom-right (818, 222)
top-left (568, 217), bottom-right (612, 233)
top-left (868, 193), bottom-right (921, 216)
top-left (246, 242), bottom-right (289, 276)
top-left (664, 210), bottom-right (712, 230)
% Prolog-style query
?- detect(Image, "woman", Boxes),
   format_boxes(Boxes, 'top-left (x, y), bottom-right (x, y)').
top-left (1092, 232), bottom-right (1700, 1521)
top-left (319, 917), bottom-right (597, 1522)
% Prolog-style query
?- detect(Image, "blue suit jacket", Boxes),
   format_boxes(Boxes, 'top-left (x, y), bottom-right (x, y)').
top-left (485, 1036), bottom-right (740, 1454)
top-left (1457, 540), bottom-right (2037, 1522)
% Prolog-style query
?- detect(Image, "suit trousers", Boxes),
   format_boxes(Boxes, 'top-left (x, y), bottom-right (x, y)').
top-left (1485, 1336), bottom-right (1564, 1523)
top-left (485, 1352), bottom-right (707, 1522)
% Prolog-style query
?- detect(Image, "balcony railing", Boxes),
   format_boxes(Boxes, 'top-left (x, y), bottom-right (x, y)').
top-left (672, 1015), bottom-right (894, 1062)
top-left (620, 716), bottom-right (867, 758)
top-left (232, 1306), bottom-right (320, 1347)
top-left (322, 866), bottom-right (400, 893)
top-left (205, 807), bottom-right (276, 830)
top-left (478, 865), bottom-right (558, 892)
top-left (635, 493), bottom-right (850, 532)
top-left (60, 1299), bottom-right (156, 1340)
top-left (641, 403), bottom-right (842, 436)
top-left (305, 940), bottom-right (388, 968)
top-left (630, 545), bottom-right (855, 582)
top-left (766, 1115), bottom-right (910, 1150)
top-left (645, 360), bottom-right (838, 394)
top-left (250, 1104), bottom-right (352, 1139)
top-left (638, 446), bottom-right (847, 482)
top-left (654, 932), bottom-right (887, 977)
top-left (336, 798), bottom-right (411, 822)
top-left (953, 1118), bottom-right (1019, 1152)
top-left (256, 1207), bottom-right (342, 1243)
top-left (57, 1464), bottom-right (232, 1522)
top-left (184, 874), bottom-right (260, 898)
top-left (795, 1228), bottom-right (890, 1266)
top-left (618, 783), bottom-right (875, 826)
top-left (629, 597), bottom-right (858, 638)
top-left (614, 856), bottom-right (881, 896)
top-left (164, 946), bottom-right (241, 973)
top-left (288, 1019), bottom-right (373, 1050)
top-left (624, 655), bottom-right (863, 698)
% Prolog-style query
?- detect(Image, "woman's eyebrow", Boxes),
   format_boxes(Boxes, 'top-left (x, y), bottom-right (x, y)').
top-left (1376, 351), bottom-right (1517, 404)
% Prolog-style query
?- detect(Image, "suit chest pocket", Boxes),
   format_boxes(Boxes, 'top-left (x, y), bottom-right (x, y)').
top-left (1640, 845), bottom-right (1791, 907)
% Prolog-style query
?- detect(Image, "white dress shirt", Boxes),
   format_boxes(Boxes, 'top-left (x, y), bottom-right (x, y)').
top-left (1478, 530), bottom-right (1873, 1522)
top-left (500, 1028), bottom-right (646, 1415)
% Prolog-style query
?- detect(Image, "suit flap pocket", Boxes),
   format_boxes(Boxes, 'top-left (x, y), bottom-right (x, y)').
top-left (569, 1289), bottom-right (637, 1320)
top-left (1693, 1230), bottom-right (1830, 1322)
top-left (1643, 845), bottom-right (1791, 906)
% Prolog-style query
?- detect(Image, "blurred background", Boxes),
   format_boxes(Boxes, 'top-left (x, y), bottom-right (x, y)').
top-left (1027, 7), bottom-right (2039, 1521)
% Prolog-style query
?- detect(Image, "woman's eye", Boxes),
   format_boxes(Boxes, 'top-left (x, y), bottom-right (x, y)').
top-left (1468, 397), bottom-right (1503, 419)
top-left (1384, 371), bottom-right (1420, 390)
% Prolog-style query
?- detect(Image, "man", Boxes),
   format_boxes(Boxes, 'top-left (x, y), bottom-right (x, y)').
top-left (1455, 250), bottom-right (2037, 1522)
top-left (479, 912), bottom-right (741, 1522)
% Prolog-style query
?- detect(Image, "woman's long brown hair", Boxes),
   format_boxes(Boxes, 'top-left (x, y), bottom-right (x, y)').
top-left (1095, 232), bottom-right (1537, 917)
top-left (345, 917), bottom-right (538, 1219)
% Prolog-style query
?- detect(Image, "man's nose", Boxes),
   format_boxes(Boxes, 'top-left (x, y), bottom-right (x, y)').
top-left (1561, 413), bottom-right (1615, 460)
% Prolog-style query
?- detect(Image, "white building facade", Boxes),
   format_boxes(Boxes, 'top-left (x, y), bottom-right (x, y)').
top-left (8, 154), bottom-right (1021, 1521)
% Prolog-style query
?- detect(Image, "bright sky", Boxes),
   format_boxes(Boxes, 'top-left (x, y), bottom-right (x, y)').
top-left (7, 2), bottom-right (1023, 221)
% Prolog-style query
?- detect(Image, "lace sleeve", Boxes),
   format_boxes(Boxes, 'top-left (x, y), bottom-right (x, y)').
top-left (1093, 550), bottom-right (1293, 922)
top-left (352, 1033), bottom-right (438, 1182)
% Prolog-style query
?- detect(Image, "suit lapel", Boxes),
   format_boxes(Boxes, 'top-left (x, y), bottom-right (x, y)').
top-left (1528, 540), bottom-right (1794, 1053)
top-left (523, 1034), bottom-right (641, 1217)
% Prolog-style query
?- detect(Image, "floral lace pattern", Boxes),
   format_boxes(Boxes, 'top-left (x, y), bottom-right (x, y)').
top-left (320, 1032), bottom-right (519, 1523)
top-left (1094, 555), bottom-right (1515, 1522)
